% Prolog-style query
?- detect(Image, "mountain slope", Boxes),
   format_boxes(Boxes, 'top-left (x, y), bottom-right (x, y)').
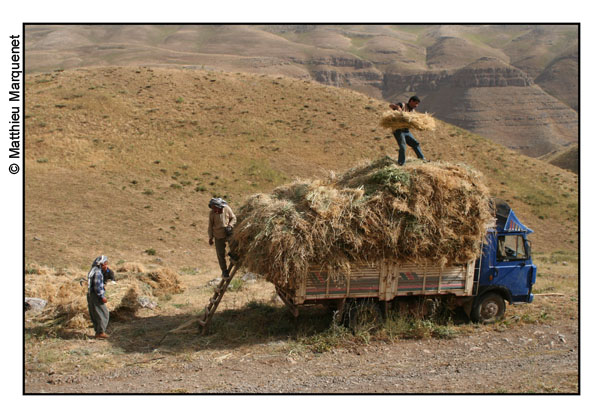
top-left (24, 24), bottom-right (579, 160)
top-left (420, 58), bottom-right (578, 157)
top-left (539, 143), bottom-right (579, 174)
top-left (25, 67), bottom-right (578, 269)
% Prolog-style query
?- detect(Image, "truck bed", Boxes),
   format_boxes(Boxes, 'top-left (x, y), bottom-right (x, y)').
top-left (287, 260), bottom-right (476, 305)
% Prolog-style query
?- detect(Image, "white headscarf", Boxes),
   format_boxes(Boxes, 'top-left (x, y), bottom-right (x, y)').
top-left (87, 255), bottom-right (108, 286)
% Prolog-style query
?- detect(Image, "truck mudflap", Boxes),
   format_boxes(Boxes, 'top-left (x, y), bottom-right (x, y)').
top-left (295, 260), bottom-right (476, 305)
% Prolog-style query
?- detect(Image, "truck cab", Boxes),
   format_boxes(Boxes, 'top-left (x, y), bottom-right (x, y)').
top-left (471, 199), bottom-right (537, 322)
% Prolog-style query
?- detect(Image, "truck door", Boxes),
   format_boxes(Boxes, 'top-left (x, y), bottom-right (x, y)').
top-left (494, 234), bottom-right (534, 303)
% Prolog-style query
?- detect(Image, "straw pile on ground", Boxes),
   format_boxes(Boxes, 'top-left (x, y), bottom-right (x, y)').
top-left (25, 265), bottom-right (184, 332)
top-left (379, 110), bottom-right (436, 131)
top-left (230, 157), bottom-right (493, 292)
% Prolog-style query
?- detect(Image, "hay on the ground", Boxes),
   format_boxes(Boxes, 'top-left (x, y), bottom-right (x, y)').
top-left (116, 262), bottom-right (146, 273)
top-left (230, 157), bottom-right (493, 292)
top-left (141, 267), bottom-right (184, 296)
top-left (379, 110), bottom-right (436, 131)
top-left (25, 266), bottom-right (184, 331)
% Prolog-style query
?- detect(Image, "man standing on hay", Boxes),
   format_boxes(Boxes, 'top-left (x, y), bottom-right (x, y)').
top-left (87, 255), bottom-right (111, 339)
top-left (389, 95), bottom-right (428, 166)
top-left (208, 197), bottom-right (237, 278)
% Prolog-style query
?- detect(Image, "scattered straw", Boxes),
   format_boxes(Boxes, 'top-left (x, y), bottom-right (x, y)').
top-left (379, 110), bottom-right (436, 131)
top-left (116, 262), bottom-right (146, 273)
top-left (25, 265), bottom-right (184, 331)
top-left (141, 267), bottom-right (184, 296)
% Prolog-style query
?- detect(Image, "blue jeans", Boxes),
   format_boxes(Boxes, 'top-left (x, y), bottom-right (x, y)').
top-left (393, 129), bottom-right (425, 165)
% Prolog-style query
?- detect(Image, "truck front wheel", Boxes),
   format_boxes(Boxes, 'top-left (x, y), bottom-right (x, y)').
top-left (471, 292), bottom-right (506, 324)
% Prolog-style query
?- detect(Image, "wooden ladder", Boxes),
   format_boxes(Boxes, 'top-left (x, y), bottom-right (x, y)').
top-left (198, 262), bottom-right (240, 335)
top-left (157, 262), bottom-right (240, 345)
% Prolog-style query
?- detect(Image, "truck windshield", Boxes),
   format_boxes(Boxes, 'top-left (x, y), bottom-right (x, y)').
top-left (497, 235), bottom-right (528, 261)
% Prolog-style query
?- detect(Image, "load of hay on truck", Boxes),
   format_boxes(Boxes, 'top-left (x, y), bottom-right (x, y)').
top-left (231, 158), bottom-right (537, 324)
top-left (274, 198), bottom-right (536, 324)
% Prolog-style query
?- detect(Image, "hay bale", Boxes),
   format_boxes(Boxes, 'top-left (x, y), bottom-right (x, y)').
top-left (231, 157), bottom-right (493, 291)
top-left (379, 110), bottom-right (436, 131)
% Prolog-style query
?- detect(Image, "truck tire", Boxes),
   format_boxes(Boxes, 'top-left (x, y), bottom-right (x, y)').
top-left (471, 292), bottom-right (506, 324)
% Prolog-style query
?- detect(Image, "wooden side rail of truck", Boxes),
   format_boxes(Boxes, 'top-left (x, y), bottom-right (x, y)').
top-left (275, 260), bottom-right (479, 323)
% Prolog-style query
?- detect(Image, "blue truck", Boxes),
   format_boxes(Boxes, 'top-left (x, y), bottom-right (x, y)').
top-left (274, 199), bottom-right (537, 324)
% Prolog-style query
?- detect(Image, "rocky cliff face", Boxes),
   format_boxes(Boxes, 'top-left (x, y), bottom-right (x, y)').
top-left (382, 71), bottom-right (451, 96)
top-left (301, 55), bottom-right (384, 94)
top-left (418, 59), bottom-right (577, 157)
top-left (312, 68), bottom-right (382, 84)
top-left (256, 54), bottom-right (578, 157)
top-left (449, 58), bottom-right (533, 88)
top-left (300, 55), bottom-right (374, 69)
top-left (382, 58), bottom-right (533, 94)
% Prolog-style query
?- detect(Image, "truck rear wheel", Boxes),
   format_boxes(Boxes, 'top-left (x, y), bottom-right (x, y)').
top-left (471, 292), bottom-right (506, 324)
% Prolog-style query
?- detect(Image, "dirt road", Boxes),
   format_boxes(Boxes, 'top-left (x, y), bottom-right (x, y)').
top-left (25, 319), bottom-right (577, 394)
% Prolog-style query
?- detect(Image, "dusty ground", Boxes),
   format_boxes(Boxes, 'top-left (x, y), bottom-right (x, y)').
top-left (25, 318), bottom-right (577, 394)
top-left (24, 254), bottom-right (579, 394)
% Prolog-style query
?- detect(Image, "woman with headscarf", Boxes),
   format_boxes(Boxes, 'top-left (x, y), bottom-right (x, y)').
top-left (87, 255), bottom-right (111, 339)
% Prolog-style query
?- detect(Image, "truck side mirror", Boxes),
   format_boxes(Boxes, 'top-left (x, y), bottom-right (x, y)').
top-left (525, 239), bottom-right (532, 259)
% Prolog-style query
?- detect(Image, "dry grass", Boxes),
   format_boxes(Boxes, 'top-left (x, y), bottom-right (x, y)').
top-left (25, 266), bottom-right (280, 375)
top-left (25, 265), bottom-right (185, 333)
top-left (116, 262), bottom-right (146, 273)
top-left (24, 67), bottom-right (577, 273)
top-left (379, 110), bottom-right (436, 131)
top-left (231, 157), bottom-right (492, 289)
top-left (24, 250), bottom-right (577, 394)
top-left (141, 267), bottom-right (184, 296)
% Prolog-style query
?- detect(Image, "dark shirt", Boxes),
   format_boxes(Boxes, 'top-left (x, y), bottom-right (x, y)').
top-left (90, 267), bottom-right (115, 298)
top-left (102, 268), bottom-right (115, 284)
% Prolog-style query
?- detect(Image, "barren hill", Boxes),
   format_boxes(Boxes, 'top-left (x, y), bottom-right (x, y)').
top-left (24, 24), bottom-right (579, 159)
top-left (539, 143), bottom-right (579, 174)
top-left (25, 67), bottom-right (577, 270)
